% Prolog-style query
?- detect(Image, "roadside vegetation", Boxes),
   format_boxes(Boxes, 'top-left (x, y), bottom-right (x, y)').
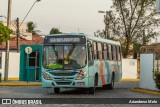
top-left (0, 23), bottom-right (13, 44)
top-left (95, 0), bottom-right (160, 58)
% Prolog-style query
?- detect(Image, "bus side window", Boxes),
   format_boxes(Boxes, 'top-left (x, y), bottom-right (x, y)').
top-left (106, 44), bottom-right (109, 60)
top-left (98, 42), bottom-right (103, 60)
top-left (108, 45), bottom-right (112, 60)
top-left (96, 42), bottom-right (99, 59)
top-left (111, 45), bottom-right (114, 60)
top-left (92, 42), bottom-right (94, 59)
top-left (113, 46), bottom-right (116, 60)
top-left (88, 43), bottom-right (92, 61)
top-left (116, 46), bottom-right (120, 60)
top-left (92, 42), bottom-right (97, 59)
top-left (101, 43), bottom-right (104, 60)
top-left (119, 47), bottom-right (122, 60)
top-left (103, 44), bottom-right (107, 60)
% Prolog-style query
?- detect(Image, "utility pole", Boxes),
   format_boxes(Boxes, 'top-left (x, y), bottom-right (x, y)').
top-left (104, 11), bottom-right (112, 39)
top-left (4, 0), bottom-right (12, 81)
top-left (16, 18), bottom-right (20, 52)
top-left (104, 15), bottom-right (108, 39)
top-left (98, 10), bottom-right (111, 39)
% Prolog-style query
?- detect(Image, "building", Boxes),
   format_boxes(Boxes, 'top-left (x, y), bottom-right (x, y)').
top-left (0, 35), bottom-right (43, 80)
top-left (140, 43), bottom-right (160, 53)
top-left (0, 18), bottom-right (32, 40)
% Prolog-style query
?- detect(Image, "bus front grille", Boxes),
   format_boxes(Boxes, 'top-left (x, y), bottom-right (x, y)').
top-left (49, 72), bottom-right (77, 76)
top-left (56, 82), bottom-right (72, 85)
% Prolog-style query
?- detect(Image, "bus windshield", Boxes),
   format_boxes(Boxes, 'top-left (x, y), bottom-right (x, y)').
top-left (43, 45), bottom-right (87, 70)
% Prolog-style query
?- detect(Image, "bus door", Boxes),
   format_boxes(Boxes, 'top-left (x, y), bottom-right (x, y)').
top-left (87, 42), bottom-right (95, 87)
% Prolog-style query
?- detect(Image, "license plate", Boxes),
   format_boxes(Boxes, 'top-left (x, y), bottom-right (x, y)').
top-left (76, 82), bottom-right (85, 86)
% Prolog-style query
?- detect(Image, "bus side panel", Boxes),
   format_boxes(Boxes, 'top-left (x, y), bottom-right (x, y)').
top-left (89, 60), bottom-right (112, 87)
top-left (97, 61), bottom-right (109, 87)
top-left (88, 60), bottom-right (110, 87)
top-left (88, 60), bottom-right (122, 87)
top-left (97, 61), bottom-right (102, 87)
top-left (88, 60), bottom-right (105, 87)
top-left (115, 61), bottom-right (122, 81)
top-left (88, 60), bottom-right (95, 87)
top-left (104, 61), bottom-right (110, 85)
top-left (107, 61), bottom-right (113, 84)
top-left (113, 60), bottom-right (122, 82)
top-left (108, 60), bottom-right (122, 83)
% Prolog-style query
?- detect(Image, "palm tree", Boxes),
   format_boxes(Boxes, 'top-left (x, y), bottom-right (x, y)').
top-left (50, 28), bottom-right (62, 34)
top-left (26, 21), bottom-right (36, 35)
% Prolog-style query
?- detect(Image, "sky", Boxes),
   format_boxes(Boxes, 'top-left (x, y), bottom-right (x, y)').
top-left (0, 0), bottom-right (112, 35)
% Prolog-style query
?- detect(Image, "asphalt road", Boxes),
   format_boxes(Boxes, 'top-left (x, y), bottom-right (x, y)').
top-left (0, 81), bottom-right (159, 98)
top-left (0, 81), bottom-right (159, 107)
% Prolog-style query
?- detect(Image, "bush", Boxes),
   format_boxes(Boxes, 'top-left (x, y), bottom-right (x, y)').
top-left (153, 70), bottom-right (160, 90)
top-left (0, 23), bottom-right (13, 44)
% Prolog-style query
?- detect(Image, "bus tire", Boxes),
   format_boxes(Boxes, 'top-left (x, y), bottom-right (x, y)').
top-left (89, 74), bottom-right (98, 94)
top-left (107, 74), bottom-right (115, 90)
top-left (54, 88), bottom-right (60, 93)
top-left (88, 87), bottom-right (95, 94)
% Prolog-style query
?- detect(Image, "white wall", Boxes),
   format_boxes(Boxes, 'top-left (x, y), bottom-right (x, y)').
top-left (0, 53), bottom-right (138, 79)
top-left (140, 54), bottom-right (158, 90)
top-left (0, 52), bottom-right (20, 79)
top-left (122, 59), bottom-right (138, 79)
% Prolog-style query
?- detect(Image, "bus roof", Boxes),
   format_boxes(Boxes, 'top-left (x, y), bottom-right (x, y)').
top-left (45, 33), bottom-right (85, 37)
top-left (45, 33), bottom-right (120, 46)
top-left (86, 35), bottom-right (120, 46)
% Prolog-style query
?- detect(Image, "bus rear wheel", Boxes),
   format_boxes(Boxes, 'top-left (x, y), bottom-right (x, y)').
top-left (54, 88), bottom-right (60, 93)
top-left (103, 74), bottom-right (114, 90)
top-left (107, 74), bottom-right (115, 90)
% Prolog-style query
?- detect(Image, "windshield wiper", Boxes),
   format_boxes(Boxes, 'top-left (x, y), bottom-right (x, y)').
top-left (67, 44), bottom-right (76, 58)
top-left (52, 44), bottom-right (58, 59)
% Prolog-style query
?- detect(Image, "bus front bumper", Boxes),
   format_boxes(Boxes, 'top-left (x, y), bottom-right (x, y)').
top-left (42, 77), bottom-right (90, 88)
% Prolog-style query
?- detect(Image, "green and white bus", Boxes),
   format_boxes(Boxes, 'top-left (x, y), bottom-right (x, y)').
top-left (42, 33), bottom-right (122, 94)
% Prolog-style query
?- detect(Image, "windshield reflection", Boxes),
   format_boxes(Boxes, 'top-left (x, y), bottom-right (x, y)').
top-left (43, 45), bottom-right (87, 70)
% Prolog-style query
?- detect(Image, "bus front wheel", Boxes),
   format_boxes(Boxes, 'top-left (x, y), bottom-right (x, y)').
top-left (88, 87), bottom-right (95, 94)
top-left (89, 75), bottom-right (98, 94)
top-left (54, 88), bottom-right (60, 93)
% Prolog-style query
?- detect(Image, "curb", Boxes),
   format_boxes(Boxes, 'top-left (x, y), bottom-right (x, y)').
top-left (0, 79), bottom-right (139, 86)
top-left (0, 83), bottom-right (42, 86)
top-left (120, 79), bottom-right (139, 82)
top-left (131, 88), bottom-right (160, 96)
top-left (1, 78), bottom-right (19, 81)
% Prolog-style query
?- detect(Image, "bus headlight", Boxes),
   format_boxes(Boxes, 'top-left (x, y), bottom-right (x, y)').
top-left (42, 72), bottom-right (52, 80)
top-left (76, 70), bottom-right (87, 80)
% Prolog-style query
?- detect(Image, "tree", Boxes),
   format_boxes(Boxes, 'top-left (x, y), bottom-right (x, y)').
top-left (50, 28), bottom-right (62, 34)
top-left (94, 30), bottom-right (105, 38)
top-left (26, 21), bottom-right (37, 35)
top-left (103, 0), bottom-right (160, 58)
top-left (0, 23), bottom-right (12, 45)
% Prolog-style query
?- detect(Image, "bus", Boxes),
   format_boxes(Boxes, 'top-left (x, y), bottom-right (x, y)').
top-left (42, 33), bottom-right (122, 94)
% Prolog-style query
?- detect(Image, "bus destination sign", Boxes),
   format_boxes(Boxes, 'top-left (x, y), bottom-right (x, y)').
top-left (50, 38), bottom-right (80, 43)
top-left (44, 36), bottom-right (86, 44)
